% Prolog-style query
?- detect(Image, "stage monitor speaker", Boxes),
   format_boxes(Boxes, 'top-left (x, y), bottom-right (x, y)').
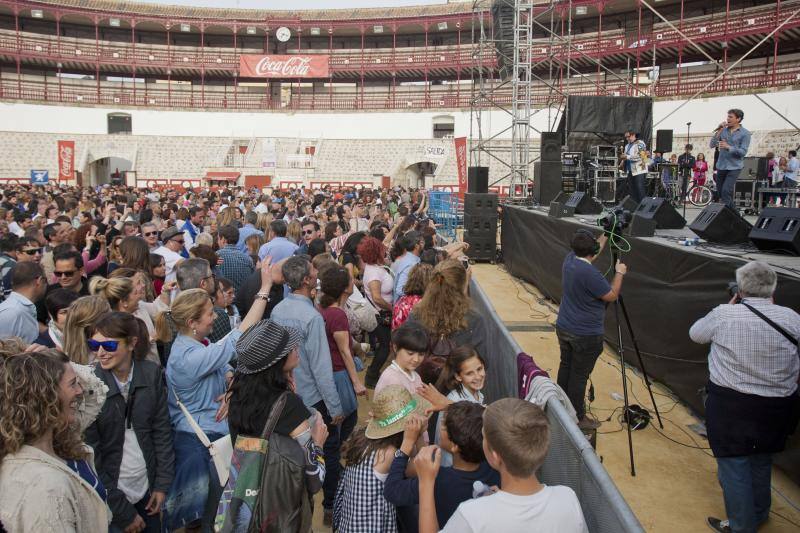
top-left (540, 132), bottom-right (561, 162)
top-left (633, 197), bottom-right (686, 229)
top-left (617, 195), bottom-right (639, 213)
top-left (548, 201), bottom-right (575, 219)
top-left (467, 166), bottom-right (489, 194)
top-left (624, 215), bottom-right (657, 237)
top-left (655, 130), bottom-right (673, 153)
top-left (749, 207), bottom-right (800, 256)
top-left (689, 204), bottom-right (753, 244)
top-left (464, 193), bottom-right (498, 215)
top-left (533, 161), bottom-right (562, 205)
top-left (564, 191), bottom-right (603, 215)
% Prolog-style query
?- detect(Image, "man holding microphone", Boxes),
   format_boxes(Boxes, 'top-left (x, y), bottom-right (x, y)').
top-left (709, 109), bottom-right (751, 210)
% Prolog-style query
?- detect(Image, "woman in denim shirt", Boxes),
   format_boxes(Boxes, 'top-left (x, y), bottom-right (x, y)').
top-left (155, 258), bottom-right (275, 532)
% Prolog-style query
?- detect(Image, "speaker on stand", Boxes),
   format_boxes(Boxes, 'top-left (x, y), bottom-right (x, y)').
top-left (655, 130), bottom-right (674, 153)
top-left (464, 193), bottom-right (499, 262)
top-left (468, 166), bottom-right (489, 194)
top-left (533, 132), bottom-right (562, 205)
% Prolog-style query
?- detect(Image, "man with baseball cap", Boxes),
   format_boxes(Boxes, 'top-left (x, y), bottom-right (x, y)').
top-left (153, 226), bottom-right (186, 283)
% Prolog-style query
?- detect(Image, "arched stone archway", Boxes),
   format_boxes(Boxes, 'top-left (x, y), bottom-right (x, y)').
top-left (403, 161), bottom-right (438, 188)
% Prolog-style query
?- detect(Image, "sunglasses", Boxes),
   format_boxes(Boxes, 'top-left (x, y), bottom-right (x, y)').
top-left (143, 231), bottom-right (158, 237)
top-left (173, 239), bottom-right (185, 245)
top-left (54, 270), bottom-right (77, 277)
top-left (302, 229), bottom-right (315, 235)
top-left (87, 339), bottom-right (119, 352)
top-left (22, 248), bottom-right (42, 255)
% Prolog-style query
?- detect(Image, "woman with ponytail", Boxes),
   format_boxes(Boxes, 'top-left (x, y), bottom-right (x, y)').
top-left (84, 312), bottom-right (174, 533)
top-left (406, 258), bottom-right (487, 384)
top-left (156, 258), bottom-right (276, 532)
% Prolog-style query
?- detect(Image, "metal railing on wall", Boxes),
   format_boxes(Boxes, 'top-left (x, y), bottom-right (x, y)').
top-left (470, 280), bottom-right (644, 533)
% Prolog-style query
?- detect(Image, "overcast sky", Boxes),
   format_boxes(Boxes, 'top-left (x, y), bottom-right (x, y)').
top-left (136, 0), bottom-right (448, 9)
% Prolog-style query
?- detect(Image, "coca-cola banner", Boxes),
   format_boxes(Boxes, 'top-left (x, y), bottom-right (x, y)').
top-left (454, 136), bottom-right (468, 198)
top-left (239, 54), bottom-right (330, 78)
top-left (57, 140), bottom-right (75, 181)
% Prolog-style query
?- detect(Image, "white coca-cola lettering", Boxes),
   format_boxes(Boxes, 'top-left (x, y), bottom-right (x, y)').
top-left (59, 145), bottom-right (73, 177)
top-left (254, 56), bottom-right (313, 77)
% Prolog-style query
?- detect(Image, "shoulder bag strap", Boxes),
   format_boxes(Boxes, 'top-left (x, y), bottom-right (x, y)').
top-left (174, 390), bottom-right (212, 447)
top-left (260, 391), bottom-right (290, 440)
top-left (741, 302), bottom-right (799, 347)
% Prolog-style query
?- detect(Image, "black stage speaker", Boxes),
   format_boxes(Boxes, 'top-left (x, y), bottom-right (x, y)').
top-left (625, 215), bottom-right (657, 237)
top-left (464, 192), bottom-right (497, 262)
top-left (655, 129), bottom-right (673, 153)
top-left (617, 195), bottom-right (639, 213)
top-left (564, 191), bottom-right (602, 215)
top-left (633, 197), bottom-right (686, 229)
top-left (689, 204), bottom-right (753, 244)
top-left (749, 207), bottom-right (800, 256)
top-left (540, 132), bottom-right (561, 162)
top-left (548, 201), bottom-right (575, 218)
top-left (463, 192), bottom-right (498, 214)
top-left (533, 161), bottom-right (562, 205)
top-left (491, 0), bottom-right (514, 78)
top-left (467, 166), bottom-right (489, 194)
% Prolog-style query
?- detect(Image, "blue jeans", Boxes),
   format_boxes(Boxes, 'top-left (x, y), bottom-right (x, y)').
top-left (315, 400), bottom-right (358, 511)
top-left (556, 328), bottom-right (604, 419)
top-left (627, 171), bottom-right (647, 203)
top-left (109, 491), bottom-right (162, 533)
top-left (716, 454), bottom-right (772, 533)
top-left (715, 168), bottom-right (741, 209)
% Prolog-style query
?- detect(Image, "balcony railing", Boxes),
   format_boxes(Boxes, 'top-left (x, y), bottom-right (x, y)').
top-left (1, 59), bottom-right (798, 111)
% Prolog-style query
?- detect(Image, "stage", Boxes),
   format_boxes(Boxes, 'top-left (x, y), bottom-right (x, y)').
top-left (501, 204), bottom-right (800, 416)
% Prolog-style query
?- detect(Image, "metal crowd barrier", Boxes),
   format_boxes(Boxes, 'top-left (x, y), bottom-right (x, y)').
top-left (427, 190), bottom-right (462, 242)
top-left (470, 280), bottom-right (644, 533)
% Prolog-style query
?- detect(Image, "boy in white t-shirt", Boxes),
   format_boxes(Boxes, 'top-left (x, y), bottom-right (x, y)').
top-left (416, 398), bottom-right (588, 533)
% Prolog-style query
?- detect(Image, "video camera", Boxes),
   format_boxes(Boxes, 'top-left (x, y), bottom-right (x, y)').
top-left (598, 207), bottom-right (632, 235)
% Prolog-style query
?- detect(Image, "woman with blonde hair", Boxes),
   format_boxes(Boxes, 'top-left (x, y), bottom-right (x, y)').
top-left (287, 219), bottom-right (303, 245)
top-left (245, 233), bottom-right (264, 265)
top-left (406, 258), bottom-right (486, 382)
top-left (0, 350), bottom-right (111, 531)
top-left (255, 212), bottom-right (273, 234)
top-left (62, 295), bottom-right (112, 365)
top-left (156, 259), bottom-right (276, 531)
top-left (89, 274), bottom-right (174, 365)
top-left (215, 206), bottom-right (237, 229)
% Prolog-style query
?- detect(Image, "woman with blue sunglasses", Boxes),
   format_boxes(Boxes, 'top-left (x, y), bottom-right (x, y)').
top-left (84, 311), bottom-right (174, 533)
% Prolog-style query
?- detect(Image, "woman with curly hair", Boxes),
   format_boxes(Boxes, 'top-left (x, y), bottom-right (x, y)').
top-left (358, 236), bottom-right (394, 388)
top-left (0, 349), bottom-right (111, 532)
top-left (406, 258), bottom-right (486, 383)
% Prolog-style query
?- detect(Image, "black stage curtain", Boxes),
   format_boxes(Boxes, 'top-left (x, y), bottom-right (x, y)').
top-left (501, 206), bottom-right (800, 416)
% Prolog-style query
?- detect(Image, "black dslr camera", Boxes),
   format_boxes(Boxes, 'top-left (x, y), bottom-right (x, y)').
top-left (727, 282), bottom-right (741, 304)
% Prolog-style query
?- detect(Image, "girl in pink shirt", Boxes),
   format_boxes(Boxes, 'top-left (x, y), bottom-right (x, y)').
top-left (374, 322), bottom-right (429, 396)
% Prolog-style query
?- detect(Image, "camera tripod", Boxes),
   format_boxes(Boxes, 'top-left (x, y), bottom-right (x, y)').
top-left (610, 249), bottom-right (663, 476)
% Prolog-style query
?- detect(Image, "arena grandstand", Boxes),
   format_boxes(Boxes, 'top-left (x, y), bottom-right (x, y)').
top-left (0, 1), bottom-right (799, 533)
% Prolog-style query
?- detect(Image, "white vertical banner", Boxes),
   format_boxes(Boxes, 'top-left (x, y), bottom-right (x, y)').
top-left (262, 139), bottom-right (277, 169)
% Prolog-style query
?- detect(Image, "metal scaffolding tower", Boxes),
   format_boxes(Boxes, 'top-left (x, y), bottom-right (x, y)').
top-left (509, 0), bottom-right (534, 199)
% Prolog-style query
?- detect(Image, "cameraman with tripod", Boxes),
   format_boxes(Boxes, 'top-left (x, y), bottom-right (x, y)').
top-left (556, 229), bottom-right (627, 430)
top-left (690, 261), bottom-right (800, 533)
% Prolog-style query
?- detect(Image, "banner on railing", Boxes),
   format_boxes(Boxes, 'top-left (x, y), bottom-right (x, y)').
top-left (262, 139), bottom-right (277, 168)
top-left (240, 55), bottom-right (329, 78)
top-left (454, 136), bottom-right (467, 198)
top-left (57, 140), bottom-right (75, 181)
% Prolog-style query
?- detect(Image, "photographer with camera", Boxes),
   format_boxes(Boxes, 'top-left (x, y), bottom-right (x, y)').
top-left (555, 229), bottom-right (627, 430)
top-left (689, 261), bottom-right (800, 533)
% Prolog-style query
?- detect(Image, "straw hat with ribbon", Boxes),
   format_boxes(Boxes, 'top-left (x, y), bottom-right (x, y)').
top-left (365, 384), bottom-right (431, 439)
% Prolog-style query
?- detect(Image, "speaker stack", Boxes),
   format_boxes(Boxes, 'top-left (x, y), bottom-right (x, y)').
top-left (689, 204), bottom-right (753, 244)
top-left (632, 197), bottom-right (686, 229)
top-left (533, 132), bottom-right (562, 206)
top-left (491, 0), bottom-right (514, 78)
top-left (467, 166), bottom-right (489, 194)
top-left (655, 130), bottom-right (673, 153)
top-left (749, 207), bottom-right (800, 255)
top-left (464, 193), bottom-right (498, 262)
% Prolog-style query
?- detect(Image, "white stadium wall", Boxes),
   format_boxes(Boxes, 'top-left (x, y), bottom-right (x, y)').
top-left (1, 89), bottom-right (798, 191)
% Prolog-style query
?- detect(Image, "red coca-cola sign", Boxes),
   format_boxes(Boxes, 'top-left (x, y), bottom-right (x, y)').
top-left (57, 140), bottom-right (75, 181)
top-left (240, 54), bottom-right (329, 78)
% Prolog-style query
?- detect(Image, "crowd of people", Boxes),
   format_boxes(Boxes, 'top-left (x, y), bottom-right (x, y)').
top-left (0, 182), bottom-right (588, 533)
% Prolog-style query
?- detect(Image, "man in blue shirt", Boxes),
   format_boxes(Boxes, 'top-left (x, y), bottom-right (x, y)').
top-left (216, 224), bottom-right (254, 292)
top-left (258, 219), bottom-right (298, 262)
top-left (555, 229), bottom-right (627, 430)
top-left (709, 108), bottom-right (751, 210)
top-left (783, 150), bottom-right (799, 188)
top-left (391, 230), bottom-right (423, 302)
top-left (236, 211), bottom-right (264, 253)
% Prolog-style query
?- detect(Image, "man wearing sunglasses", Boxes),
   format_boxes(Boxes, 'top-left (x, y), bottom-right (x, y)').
top-left (50, 250), bottom-right (89, 297)
top-left (296, 220), bottom-right (321, 256)
top-left (141, 222), bottom-right (160, 251)
top-left (153, 226), bottom-right (186, 284)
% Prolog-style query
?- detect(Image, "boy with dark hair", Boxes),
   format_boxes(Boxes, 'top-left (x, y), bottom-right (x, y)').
top-left (416, 398), bottom-right (588, 533)
top-left (384, 402), bottom-right (499, 530)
